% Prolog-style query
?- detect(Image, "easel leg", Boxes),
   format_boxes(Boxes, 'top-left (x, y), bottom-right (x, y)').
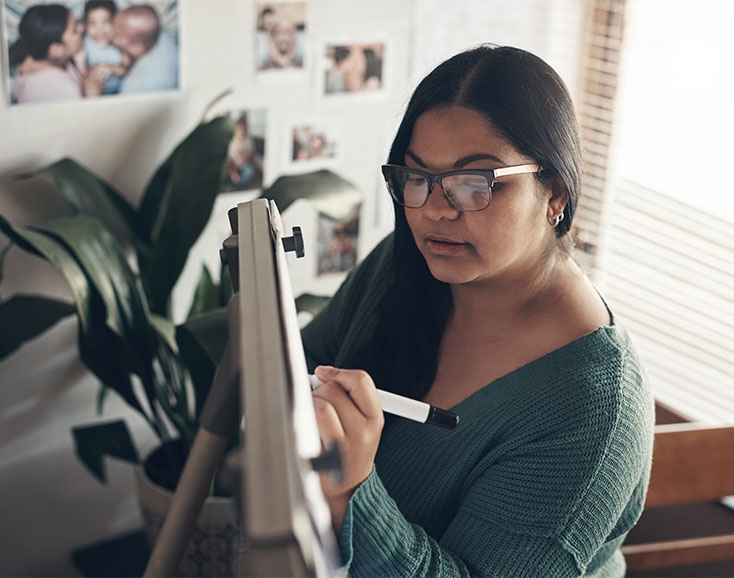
top-left (143, 296), bottom-right (242, 577)
top-left (143, 429), bottom-right (230, 577)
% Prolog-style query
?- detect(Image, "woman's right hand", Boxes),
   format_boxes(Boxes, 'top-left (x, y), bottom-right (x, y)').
top-left (311, 365), bottom-right (384, 531)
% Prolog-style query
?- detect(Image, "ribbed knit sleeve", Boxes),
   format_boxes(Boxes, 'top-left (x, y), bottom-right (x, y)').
top-left (337, 467), bottom-right (580, 577)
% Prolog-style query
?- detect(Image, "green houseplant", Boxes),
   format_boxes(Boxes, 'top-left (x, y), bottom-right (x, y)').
top-left (0, 108), bottom-right (236, 490)
top-left (0, 105), bottom-right (362, 492)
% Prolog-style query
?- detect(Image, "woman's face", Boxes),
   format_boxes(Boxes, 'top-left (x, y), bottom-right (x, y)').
top-left (49, 12), bottom-right (83, 62)
top-left (404, 106), bottom-right (553, 288)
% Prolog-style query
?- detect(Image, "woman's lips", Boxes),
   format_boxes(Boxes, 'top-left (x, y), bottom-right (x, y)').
top-left (425, 235), bottom-right (470, 256)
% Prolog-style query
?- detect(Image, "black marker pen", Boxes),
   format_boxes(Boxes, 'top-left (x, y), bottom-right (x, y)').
top-left (309, 375), bottom-right (459, 429)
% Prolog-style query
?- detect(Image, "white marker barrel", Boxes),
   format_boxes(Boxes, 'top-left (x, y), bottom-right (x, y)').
top-left (377, 389), bottom-right (430, 423)
top-left (309, 374), bottom-right (459, 429)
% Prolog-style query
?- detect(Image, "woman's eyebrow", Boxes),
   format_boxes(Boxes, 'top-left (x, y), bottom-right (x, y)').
top-left (405, 149), bottom-right (505, 168)
top-left (405, 149), bottom-right (426, 167)
top-left (454, 153), bottom-right (505, 168)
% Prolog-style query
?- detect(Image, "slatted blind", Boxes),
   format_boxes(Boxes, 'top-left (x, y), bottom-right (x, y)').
top-left (574, 1), bottom-right (734, 424)
top-left (603, 181), bottom-right (734, 424)
top-left (573, 0), bottom-right (626, 275)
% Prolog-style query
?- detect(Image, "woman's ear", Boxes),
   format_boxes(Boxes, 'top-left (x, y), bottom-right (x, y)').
top-left (546, 175), bottom-right (569, 220)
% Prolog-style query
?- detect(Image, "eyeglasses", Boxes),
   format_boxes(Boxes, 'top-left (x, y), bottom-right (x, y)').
top-left (381, 163), bottom-right (540, 212)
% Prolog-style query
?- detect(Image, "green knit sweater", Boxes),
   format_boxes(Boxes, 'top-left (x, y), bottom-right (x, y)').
top-left (302, 235), bottom-right (655, 577)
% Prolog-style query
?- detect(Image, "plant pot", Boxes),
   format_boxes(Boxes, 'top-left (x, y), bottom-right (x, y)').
top-left (135, 442), bottom-right (245, 577)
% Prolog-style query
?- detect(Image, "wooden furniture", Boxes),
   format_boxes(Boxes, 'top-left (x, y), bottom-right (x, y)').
top-left (622, 422), bottom-right (734, 573)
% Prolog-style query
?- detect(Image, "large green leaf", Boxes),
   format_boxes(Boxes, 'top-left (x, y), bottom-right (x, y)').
top-left (150, 312), bottom-right (178, 354)
top-left (72, 420), bottom-right (140, 483)
top-left (176, 306), bottom-right (228, 415)
top-left (219, 260), bottom-right (234, 307)
top-left (0, 215), bottom-right (94, 333)
top-left (33, 215), bottom-right (146, 339)
top-left (0, 294), bottom-right (75, 359)
top-left (31, 216), bottom-right (165, 426)
top-left (187, 263), bottom-right (219, 320)
top-left (78, 328), bottom-right (158, 434)
top-left (137, 116), bottom-right (234, 315)
top-left (260, 169), bottom-right (363, 221)
top-left (295, 293), bottom-right (331, 317)
top-left (0, 215), bottom-right (153, 422)
top-left (16, 158), bottom-right (137, 243)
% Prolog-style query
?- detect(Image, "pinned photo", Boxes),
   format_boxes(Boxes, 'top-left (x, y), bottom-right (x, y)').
top-left (316, 212), bottom-right (359, 276)
top-left (324, 42), bottom-right (383, 95)
top-left (255, 1), bottom-right (306, 72)
top-left (292, 123), bottom-right (337, 162)
top-left (221, 109), bottom-right (266, 192)
top-left (3, 0), bottom-right (180, 105)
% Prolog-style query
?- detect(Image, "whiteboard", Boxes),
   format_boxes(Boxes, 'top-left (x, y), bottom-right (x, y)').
top-left (236, 199), bottom-right (343, 577)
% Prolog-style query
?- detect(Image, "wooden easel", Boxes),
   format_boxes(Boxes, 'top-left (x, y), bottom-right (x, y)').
top-left (143, 199), bottom-right (342, 577)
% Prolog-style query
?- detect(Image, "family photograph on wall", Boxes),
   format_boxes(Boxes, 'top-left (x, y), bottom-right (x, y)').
top-left (324, 42), bottom-right (384, 94)
top-left (291, 121), bottom-right (338, 163)
top-left (2, 0), bottom-right (179, 105)
top-left (316, 212), bottom-right (358, 275)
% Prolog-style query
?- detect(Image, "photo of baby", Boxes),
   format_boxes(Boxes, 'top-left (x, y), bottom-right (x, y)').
top-left (255, 1), bottom-right (306, 72)
top-left (3, 0), bottom-right (179, 105)
top-left (324, 42), bottom-right (384, 95)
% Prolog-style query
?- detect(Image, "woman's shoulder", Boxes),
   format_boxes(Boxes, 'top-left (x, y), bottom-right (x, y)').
top-left (16, 62), bottom-right (82, 102)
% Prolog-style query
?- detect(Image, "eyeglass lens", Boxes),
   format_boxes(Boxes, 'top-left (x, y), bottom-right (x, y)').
top-left (390, 168), bottom-right (491, 211)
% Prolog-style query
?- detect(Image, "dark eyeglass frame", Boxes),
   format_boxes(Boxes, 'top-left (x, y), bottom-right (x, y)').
top-left (381, 163), bottom-right (541, 211)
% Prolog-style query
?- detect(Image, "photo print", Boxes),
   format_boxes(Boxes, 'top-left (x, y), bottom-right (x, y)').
top-left (291, 121), bottom-right (338, 163)
top-left (324, 42), bottom-right (384, 95)
top-left (3, 0), bottom-right (180, 105)
top-left (255, 1), bottom-right (306, 72)
top-left (222, 108), bottom-right (267, 192)
top-left (316, 212), bottom-right (359, 276)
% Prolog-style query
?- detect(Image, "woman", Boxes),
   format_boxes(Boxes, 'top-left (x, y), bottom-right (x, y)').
top-left (304, 45), bottom-right (654, 577)
top-left (9, 4), bottom-right (102, 104)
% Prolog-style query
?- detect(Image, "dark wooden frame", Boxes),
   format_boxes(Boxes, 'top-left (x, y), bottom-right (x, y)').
top-left (621, 420), bottom-right (734, 572)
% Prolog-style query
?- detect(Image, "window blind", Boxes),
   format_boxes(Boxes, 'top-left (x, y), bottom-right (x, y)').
top-left (604, 180), bottom-right (734, 424)
top-left (573, 0), bottom-right (626, 275)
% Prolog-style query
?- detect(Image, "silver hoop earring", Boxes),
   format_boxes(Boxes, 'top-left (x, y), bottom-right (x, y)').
top-left (548, 210), bottom-right (565, 227)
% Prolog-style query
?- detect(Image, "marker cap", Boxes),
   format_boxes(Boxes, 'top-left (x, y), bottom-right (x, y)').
top-left (427, 406), bottom-right (460, 429)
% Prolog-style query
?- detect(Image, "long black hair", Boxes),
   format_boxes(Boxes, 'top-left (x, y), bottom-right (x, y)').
top-left (8, 4), bottom-right (70, 67)
top-left (368, 45), bottom-right (583, 399)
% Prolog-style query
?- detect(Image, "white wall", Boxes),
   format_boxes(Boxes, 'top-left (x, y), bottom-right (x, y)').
top-left (0, 1), bottom-right (585, 575)
top-left (0, 1), bottom-right (414, 574)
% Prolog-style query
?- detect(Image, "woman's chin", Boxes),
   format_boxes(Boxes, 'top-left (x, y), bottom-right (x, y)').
top-left (424, 258), bottom-right (477, 285)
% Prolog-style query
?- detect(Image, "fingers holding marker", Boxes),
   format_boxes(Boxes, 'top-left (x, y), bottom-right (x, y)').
top-left (310, 365), bottom-right (384, 497)
top-left (314, 365), bottom-right (384, 423)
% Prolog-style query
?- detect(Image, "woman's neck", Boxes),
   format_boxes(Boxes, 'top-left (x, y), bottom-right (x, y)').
top-left (448, 253), bottom-right (578, 334)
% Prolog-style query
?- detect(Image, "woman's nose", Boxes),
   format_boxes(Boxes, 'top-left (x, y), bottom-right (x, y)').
top-left (422, 181), bottom-right (460, 220)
